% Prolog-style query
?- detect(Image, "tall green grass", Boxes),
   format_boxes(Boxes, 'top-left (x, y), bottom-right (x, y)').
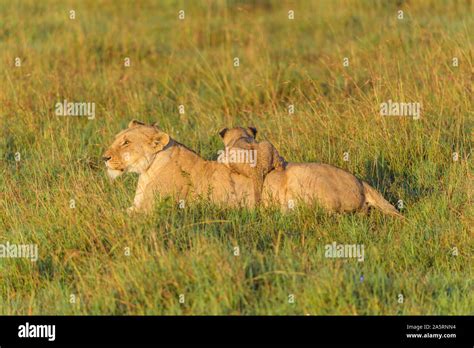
top-left (0, 0), bottom-right (472, 314)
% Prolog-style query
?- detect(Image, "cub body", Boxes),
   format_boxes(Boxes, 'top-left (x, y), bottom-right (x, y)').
top-left (219, 126), bottom-right (286, 203)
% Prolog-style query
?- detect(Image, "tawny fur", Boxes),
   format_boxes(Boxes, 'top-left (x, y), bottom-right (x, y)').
top-left (218, 126), bottom-right (286, 204)
top-left (103, 121), bottom-right (402, 218)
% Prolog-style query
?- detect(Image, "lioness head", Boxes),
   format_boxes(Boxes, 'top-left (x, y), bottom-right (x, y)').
top-left (218, 126), bottom-right (257, 146)
top-left (103, 120), bottom-right (170, 179)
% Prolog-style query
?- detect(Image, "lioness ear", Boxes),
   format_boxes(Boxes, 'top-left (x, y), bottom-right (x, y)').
top-left (128, 119), bottom-right (145, 128)
top-left (151, 132), bottom-right (170, 152)
top-left (219, 128), bottom-right (228, 138)
top-left (248, 126), bottom-right (257, 138)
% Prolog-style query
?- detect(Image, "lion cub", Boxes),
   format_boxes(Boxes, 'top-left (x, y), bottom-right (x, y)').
top-left (218, 126), bottom-right (287, 204)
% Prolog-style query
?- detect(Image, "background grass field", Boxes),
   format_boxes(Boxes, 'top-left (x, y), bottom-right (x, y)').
top-left (0, 0), bottom-right (472, 315)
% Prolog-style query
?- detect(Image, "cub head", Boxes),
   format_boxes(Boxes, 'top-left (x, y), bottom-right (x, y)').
top-left (218, 126), bottom-right (257, 146)
top-left (103, 120), bottom-right (171, 179)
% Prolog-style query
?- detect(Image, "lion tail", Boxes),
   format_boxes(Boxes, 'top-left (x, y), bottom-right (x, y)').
top-left (362, 181), bottom-right (404, 219)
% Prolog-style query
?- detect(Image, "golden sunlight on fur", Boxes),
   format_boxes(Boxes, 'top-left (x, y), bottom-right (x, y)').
top-left (103, 121), bottom-right (402, 217)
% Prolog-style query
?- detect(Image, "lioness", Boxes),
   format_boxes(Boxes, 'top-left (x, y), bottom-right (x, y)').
top-left (103, 120), bottom-right (402, 217)
top-left (103, 120), bottom-right (257, 213)
top-left (218, 126), bottom-right (287, 204)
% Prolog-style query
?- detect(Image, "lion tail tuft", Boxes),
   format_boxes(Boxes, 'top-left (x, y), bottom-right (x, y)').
top-left (362, 181), bottom-right (404, 219)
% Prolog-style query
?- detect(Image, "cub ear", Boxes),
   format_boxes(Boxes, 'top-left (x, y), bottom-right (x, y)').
top-left (128, 119), bottom-right (145, 128)
top-left (219, 128), bottom-right (228, 138)
top-left (247, 126), bottom-right (257, 138)
top-left (151, 132), bottom-right (170, 152)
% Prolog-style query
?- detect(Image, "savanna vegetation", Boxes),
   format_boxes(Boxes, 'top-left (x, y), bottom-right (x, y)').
top-left (0, 0), bottom-right (472, 314)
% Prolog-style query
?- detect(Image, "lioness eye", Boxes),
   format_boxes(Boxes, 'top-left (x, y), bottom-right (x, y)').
top-left (122, 140), bottom-right (130, 146)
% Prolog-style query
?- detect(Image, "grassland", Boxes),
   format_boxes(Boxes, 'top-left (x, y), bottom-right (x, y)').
top-left (0, 0), bottom-right (472, 315)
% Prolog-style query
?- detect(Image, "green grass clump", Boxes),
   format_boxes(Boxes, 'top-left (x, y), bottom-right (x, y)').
top-left (0, 0), bottom-right (472, 314)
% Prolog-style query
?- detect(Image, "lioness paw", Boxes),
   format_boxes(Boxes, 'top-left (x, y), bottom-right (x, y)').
top-left (126, 206), bottom-right (138, 215)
